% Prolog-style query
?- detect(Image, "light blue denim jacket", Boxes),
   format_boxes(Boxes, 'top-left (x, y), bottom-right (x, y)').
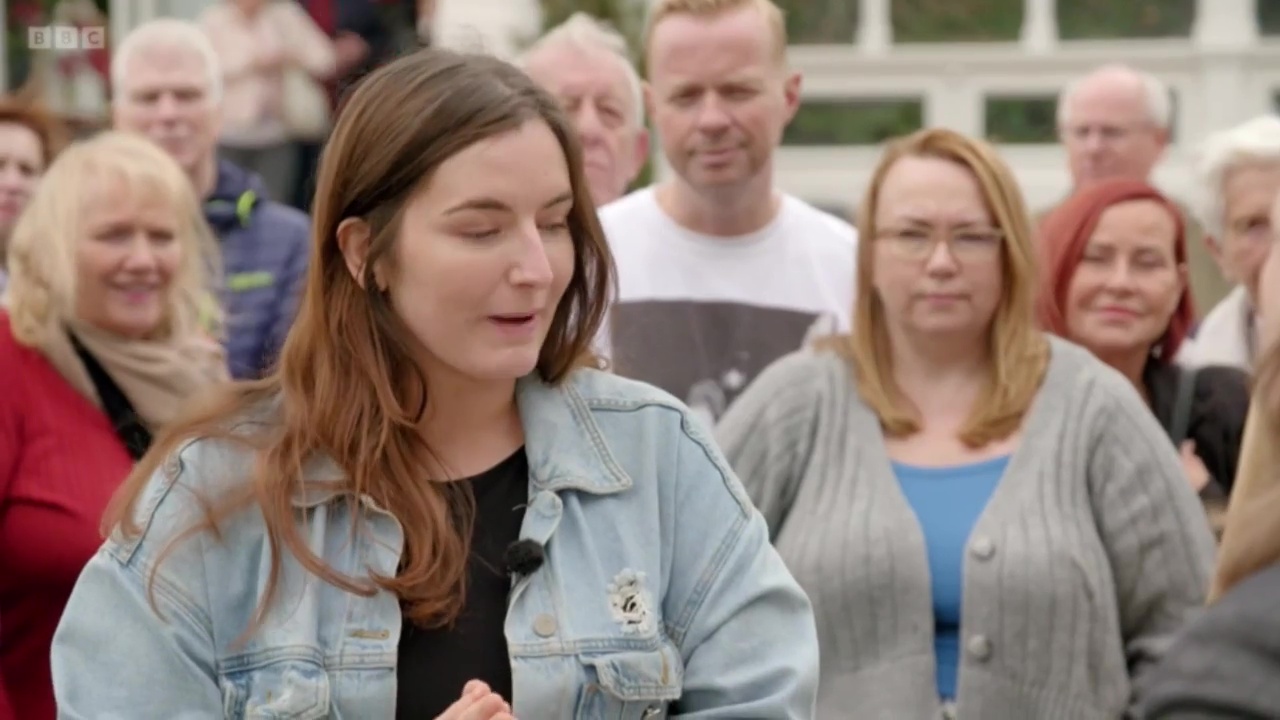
top-left (51, 369), bottom-right (819, 719)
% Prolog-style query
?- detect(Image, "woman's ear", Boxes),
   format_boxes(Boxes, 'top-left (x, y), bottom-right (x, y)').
top-left (336, 218), bottom-right (385, 290)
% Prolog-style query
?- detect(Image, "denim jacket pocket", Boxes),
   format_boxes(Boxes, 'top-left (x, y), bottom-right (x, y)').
top-left (219, 656), bottom-right (332, 720)
top-left (576, 642), bottom-right (685, 720)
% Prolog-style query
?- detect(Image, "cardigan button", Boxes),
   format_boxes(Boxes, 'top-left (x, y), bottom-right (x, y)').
top-left (970, 536), bottom-right (995, 560)
top-left (967, 634), bottom-right (992, 661)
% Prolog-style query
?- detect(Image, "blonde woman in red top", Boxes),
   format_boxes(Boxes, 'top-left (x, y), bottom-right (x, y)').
top-left (0, 131), bottom-right (227, 720)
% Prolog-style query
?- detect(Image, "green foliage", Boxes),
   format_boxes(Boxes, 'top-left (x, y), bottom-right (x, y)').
top-left (893, 0), bottom-right (1022, 42)
top-left (985, 96), bottom-right (1057, 144)
top-left (784, 100), bottom-right (924, 145)
top-left (534, 0), bottom-right (646, 64)
top-left (1259, 0), bottom-right (1280, 35)
top-left (1057, 0), bottom-right (1194, 39)
top-left (775, 0), bottom-right (858, 45)
top-left (778, 0), bottom-right (1204, 45)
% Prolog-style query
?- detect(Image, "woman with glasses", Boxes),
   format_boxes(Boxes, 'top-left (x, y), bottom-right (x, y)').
top-left (717, 128), bottom-right (1216, 719)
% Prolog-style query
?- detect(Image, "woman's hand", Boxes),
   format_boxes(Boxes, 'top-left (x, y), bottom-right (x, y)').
top-left (1180, 440), bottom-right (1211, 493)
top-left (436, 680), bottom-right (515, 720)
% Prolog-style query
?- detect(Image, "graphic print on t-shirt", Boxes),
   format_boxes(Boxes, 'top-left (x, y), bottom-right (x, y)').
top-left (610, 299), bottom-right (826, 425)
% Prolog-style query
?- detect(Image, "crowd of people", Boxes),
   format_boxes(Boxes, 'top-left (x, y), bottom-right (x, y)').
top-left (0, 0), bottom-right (1278, 717)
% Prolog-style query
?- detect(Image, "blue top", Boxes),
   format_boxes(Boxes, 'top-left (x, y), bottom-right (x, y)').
top-left (892, 455), bottom-right (1009, 701)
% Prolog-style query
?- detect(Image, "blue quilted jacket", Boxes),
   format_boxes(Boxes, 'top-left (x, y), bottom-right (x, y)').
top-left (204, 159), bottom-right (311, 379)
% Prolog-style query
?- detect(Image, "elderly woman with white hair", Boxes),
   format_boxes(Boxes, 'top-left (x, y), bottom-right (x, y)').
top-left (0, 131), bottom-right (227, 720)
top-left (1185, 114), bottom-right (1280, 372)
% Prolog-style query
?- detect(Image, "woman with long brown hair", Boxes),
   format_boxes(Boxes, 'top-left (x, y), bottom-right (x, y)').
top-left (49, 48), bottom-right (818, 719)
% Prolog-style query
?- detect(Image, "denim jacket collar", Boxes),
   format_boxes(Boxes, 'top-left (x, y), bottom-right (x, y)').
top-left (288, 372), bottom-right (631, 510)
top-left (515, 373), bottom-right (631, 495)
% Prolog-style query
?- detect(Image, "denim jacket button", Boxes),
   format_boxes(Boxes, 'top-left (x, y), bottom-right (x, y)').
top-left (535, 491), bottom-right (562, 517)
top-left (533, 613), bottom-right (557, 637)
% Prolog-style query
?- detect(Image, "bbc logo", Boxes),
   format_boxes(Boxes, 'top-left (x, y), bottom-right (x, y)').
top-left (27, 26), bottom-right (106, 50)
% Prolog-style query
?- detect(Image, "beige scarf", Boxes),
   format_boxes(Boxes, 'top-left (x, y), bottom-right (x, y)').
top-left (42, 320), bottom-right (230, 429)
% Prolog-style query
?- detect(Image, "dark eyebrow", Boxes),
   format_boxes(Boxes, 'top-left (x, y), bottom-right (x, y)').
top-left (444, 191), bottom-right (574, 215)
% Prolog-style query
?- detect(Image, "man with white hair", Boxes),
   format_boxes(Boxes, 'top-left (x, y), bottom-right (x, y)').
top-left (1052, 63), bottom-right (1232, 317)
top-left (1187, 115), bottom-right (1280, 371)
top-left (519, 12), bottom-right (649, 207)
top-left (110, 18), bottom-right (311, 379)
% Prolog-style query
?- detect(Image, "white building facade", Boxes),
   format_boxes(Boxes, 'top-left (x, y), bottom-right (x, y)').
top-left (12, 0), bottom-right (1279, 214)
top-left (428, 0), bottom-right (1280, 214)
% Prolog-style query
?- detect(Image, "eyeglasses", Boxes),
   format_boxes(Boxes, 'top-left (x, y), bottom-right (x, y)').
top-left (874, 226), bottom-right (1004, 262)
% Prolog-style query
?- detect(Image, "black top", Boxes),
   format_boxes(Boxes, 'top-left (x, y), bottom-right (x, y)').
top-left (395, 448), bottom-right (529, 718)
top-left (1144, 361), bottom-right (1250, 496)
top-left (1134, 561), bottom-right (1280, 719)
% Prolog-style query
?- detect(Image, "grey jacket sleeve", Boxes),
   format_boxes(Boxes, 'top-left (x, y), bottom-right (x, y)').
top-left (1132, 562), bottom-right (1280, 719)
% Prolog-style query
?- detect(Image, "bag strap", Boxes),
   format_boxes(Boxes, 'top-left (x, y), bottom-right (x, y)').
top-left (69, 333), bottom-right (153, 461)
top-left (1167, 365), bottom-right (1199, 446)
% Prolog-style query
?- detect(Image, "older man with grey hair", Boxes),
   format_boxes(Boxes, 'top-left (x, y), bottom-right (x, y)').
top-left (1185, 115), bottom-right (1280, 371)
top-left (518, 12), bottom-right (649, 207)
top-left (1050, 63), bottom-right (1233, 317)
top-left (111, 18), bottom-right (311, 379)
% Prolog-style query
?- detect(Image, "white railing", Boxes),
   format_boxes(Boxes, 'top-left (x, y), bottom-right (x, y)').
top-left (761, 0), bottom-right (1276, 212)
top-left (410, 0), bottom-right (1280, 212)
top-left (765, 38), bottom-right (1280, 212)
top-left (19, 0), bottom-right (1276, 215)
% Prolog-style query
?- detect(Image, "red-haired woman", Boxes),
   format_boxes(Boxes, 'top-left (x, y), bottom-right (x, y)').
top-left (0, 93), bottom-right (68, 292)
top-left (1038, 178), bottom-right (1249, 519)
